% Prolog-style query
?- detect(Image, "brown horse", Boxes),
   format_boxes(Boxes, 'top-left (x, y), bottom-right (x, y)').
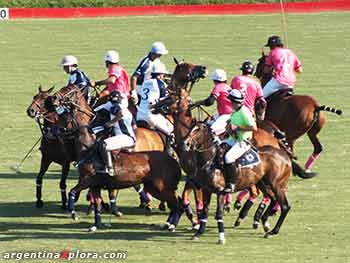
top-left (27, 86), bottom-right (115, 214)
top-left (46, 86), bottom-right (184, 231)
top-left (26, 85), bottom-right (73, 210)
top-left (166, 59), bottom-right (312, 243)
top-left (255, 53), bottom-right (342, 171)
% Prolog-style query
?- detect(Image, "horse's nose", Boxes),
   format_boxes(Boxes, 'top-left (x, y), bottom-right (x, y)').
top-left (27, 108), bottom-right (36, 118)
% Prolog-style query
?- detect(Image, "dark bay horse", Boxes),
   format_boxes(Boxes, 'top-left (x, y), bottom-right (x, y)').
top-left (46, 86), bottom-right (184, 232)
top-left (26, 85), bottom-right (73, 209)
top-left (27, 86), bottom-right (114, 214)
top-left (255, 53), bottom-right (342, 171)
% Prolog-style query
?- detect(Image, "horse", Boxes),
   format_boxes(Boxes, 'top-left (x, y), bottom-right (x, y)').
top-left (45, 86), bottom-right (184, 232)
top-left (165, 59), bottom-right (313, 243)
top-left (27, 85), bottom-right (116, 214)
top-left (26, 85), bottom-right (73, 210)
top-left (254, 52), bottom-right (342, 171)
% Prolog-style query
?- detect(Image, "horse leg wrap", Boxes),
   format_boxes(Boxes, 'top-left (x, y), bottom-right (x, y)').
top-left (197, 217), bottom-right (208, 235)
top-left (304, 153), bottom-right (321, 171)
top-left (254, 203), bottom-right (266, 223)
top-left (239, 199), bottom-right (254, 220)
top-left (183, 203), bottom-right (194, 223)
top-left (110, 198), bottom-right (117, 214)
top-left (68, 191), bottom-right (76, 212)
top-left (94, 210), bottom-right (102, 228)
top-left (236, 189), bottom-right (249, 202)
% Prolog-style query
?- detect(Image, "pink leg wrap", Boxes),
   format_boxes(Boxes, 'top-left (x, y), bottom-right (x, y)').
top-left (236, 189), bottom-right (249, 202)
top-left (89, 192), bottom-right (95, 204)
top-left (304, 153), bottom-right (321, 171)
top-left (196, 201), bottom-right (204, 211)
top-left (225, 193), bottom-right (233, 204)
top-left (261, 196), bottom-right (270, 206)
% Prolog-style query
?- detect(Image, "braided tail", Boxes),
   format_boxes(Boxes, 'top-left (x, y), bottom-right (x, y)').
top-left (317, 105), bottom-right (342, 115)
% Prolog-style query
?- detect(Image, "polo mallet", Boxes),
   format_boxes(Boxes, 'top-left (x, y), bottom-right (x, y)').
top-left (10, 137), bottom-right (41, 173)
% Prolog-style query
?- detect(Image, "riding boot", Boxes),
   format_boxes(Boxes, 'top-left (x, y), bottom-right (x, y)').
top-left (97, 142), bottom-right (109, 175)
top-left (223, 163), bottom-right (237, 193)
top-left (106, 151), bottom-right (115, 176)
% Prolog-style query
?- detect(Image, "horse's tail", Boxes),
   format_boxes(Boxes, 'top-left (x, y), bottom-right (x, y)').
top-left (292, 160), bottom-right (317, 179)
top-left (316, 105), bottom-right (342, 115)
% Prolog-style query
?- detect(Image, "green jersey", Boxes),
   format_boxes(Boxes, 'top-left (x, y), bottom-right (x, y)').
top-left (228, 105), bottom-right (256, 142)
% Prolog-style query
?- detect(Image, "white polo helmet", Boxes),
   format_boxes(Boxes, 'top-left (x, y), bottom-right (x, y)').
top-left (211, 69), bottom-right (227, 82)
top-left (228, 89), bottom-right (244, 103)
top-left (150, 42), bottom-right (168, 55)
top-left (152, 62), bottom-right (168, 74)
top-left (61, 55), bottom-right (78, 66)
top-left (104, 50), bottom-right (120, 63)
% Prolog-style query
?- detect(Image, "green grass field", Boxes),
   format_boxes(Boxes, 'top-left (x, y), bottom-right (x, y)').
top-left (0, 12), bottom-right (350, 263)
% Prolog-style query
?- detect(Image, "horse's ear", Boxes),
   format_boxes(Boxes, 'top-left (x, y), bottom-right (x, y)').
top-left (48, 85), bottom-right (55, 93)
top-left (173, 57), bottom-right (179, 65)
top-left (38, 85), bottom-right (42, 93)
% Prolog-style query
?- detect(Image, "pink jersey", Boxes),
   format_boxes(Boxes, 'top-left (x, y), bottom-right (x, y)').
top-left (211, 82), bottom-right (233, 115)
top-left (107, 64), bottom-right (130, 98)
top-left (266, 47), bottom-right (301, 87)
top-left (230, 75), bottom-right (263, 114)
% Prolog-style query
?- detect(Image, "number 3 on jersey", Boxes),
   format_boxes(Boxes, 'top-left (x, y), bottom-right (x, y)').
top-left (141, 87), bottom-right (150, 100)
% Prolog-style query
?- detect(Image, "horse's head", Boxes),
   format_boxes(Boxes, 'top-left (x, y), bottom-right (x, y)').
top-left (169, 58), bottom-right (207, 93)
top-left (43, 85), bottom-right (92, 129)
top-left (182, 122), bottom-right (213, 152)
top-left (26, 85), bottom-right (55, 118)
top-left (254, 51), bottom-right (272, 87)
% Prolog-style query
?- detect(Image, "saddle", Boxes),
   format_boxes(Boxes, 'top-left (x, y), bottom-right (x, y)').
top-left (266, 88), bottom-right (294, 103)
top-left (136, 120), bottom-right (167, 146)
top-left (213, 143), bottom-right (261, 170)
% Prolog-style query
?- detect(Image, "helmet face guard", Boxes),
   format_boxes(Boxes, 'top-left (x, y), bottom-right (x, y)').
top-left (110, 91), bottom-right (122, 104)
top-left (240, 61), bottom-right (254, 74)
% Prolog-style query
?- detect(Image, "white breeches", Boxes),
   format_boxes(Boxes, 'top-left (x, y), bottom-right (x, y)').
top-left (263, 77), bottom-right (291, 98)
top-left (104, 134), bottom-right (135, 151)
top-left (210, 114), bottom-right (231, 136)
top-left (224, 141), bottom-right (251, 164)
top-left (139, 113), bottom-right (173, 136)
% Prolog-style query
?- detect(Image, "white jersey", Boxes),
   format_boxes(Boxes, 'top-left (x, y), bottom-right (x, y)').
top-left (137, 78), bottom-right (167, 121)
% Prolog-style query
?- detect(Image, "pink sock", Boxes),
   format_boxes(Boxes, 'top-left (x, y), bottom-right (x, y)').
top-left (89, 192), bottom-right (95, 204)
top-left (261, 196), bottom-right (270, 206)
top-left (304, 153), bottom-right (321, 170)
top-left (225, 193), bottom-right (233, 204)
top-left (236, 189), bottom-right (249, 202)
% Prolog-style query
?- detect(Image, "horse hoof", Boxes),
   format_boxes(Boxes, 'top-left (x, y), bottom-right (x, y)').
top-left (112, 211), bottom-right (123, 217)
top-left (217, 238), bottom-right (226, 245)
top-left (223, 205), bottom-right (231, 214)
top-left (162, 222), bottom-right (171, 230)
top-left (234, 201), bottom-right (241, 210)
top-left (89, 226), bottom-right (97, 233)
top-left (145, 205), bottom-right (152, 216)
top-left (252, 221), bottom-right (259, 229)
top-left (158, 203), bottom-right (166, 211)
top-left (71, 213), bottom-right (79, 221)
top-left (263, 223), bottom-right (270, 232)
top-left (36, 200), bottom-right (44, 208)
top-left (168, 224), bottom-right (176, 232)
top-left (233, 219), bottom-right (241, 228)
top-left (191, 235), bottom-right (199, 241)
